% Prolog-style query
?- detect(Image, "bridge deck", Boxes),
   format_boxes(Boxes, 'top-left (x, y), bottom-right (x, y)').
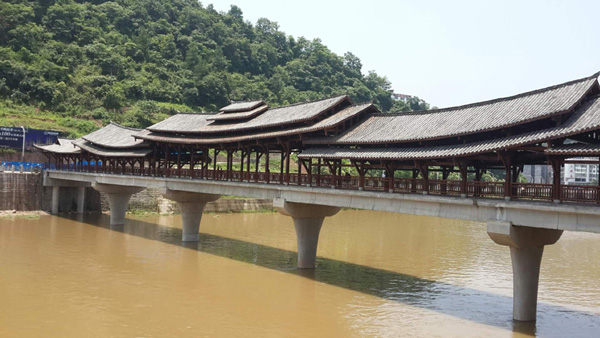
top-left (46, 169), bottom-right (600, 234)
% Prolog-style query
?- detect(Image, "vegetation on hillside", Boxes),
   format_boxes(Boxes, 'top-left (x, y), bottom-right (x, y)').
top-left (0, 0), bottom-right (429, 137)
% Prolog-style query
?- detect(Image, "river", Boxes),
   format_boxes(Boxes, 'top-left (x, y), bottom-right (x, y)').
top-left (1, 210), bottom-right (599, 337)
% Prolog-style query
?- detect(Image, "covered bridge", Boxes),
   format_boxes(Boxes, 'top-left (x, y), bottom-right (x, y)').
top-left (36, 72), bottom-right (600, 204)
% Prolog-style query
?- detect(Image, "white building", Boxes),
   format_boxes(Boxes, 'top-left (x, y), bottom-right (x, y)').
top-left (563, 158), bottom-right (599, 185)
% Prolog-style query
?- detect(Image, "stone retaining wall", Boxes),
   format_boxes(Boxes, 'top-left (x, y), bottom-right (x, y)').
top-left (0, 172), bottom-right (43, 211)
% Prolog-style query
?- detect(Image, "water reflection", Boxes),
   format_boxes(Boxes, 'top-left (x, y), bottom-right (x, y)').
top-left (68, 213), bottom-right (600, 337)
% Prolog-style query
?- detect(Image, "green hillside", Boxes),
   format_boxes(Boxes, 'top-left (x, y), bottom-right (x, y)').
top-left (0, 0), bottom-right (429, 137)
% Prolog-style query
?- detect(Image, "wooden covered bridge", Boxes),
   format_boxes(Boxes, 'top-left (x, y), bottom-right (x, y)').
top-left (36, 72), bottom-right (600, 322)
top-left (37, 72), bottom-right (600, 204)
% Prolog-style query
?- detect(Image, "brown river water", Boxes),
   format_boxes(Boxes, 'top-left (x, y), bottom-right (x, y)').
top-left (1, 210), bottom-right (599, 337)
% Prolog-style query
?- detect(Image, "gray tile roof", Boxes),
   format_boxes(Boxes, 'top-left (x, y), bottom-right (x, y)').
top-left (307, 74), bottom-right (599, 145)
top-left (82, 122), bottom-right (147, 148)
top-left (33, 138), bottom-right (81, 154)
top-left (72, 139), bottom-right (151, 157)
top-left (207, 104), bottom-right (268, 121)
top-left (136, 103), bottom-right (375, 145)
top-left (220, 100), bottom-right (265, 113)
top-left (146, 95), bottom-right (350, 134)
top-left (146, 113), bottom-right (213, 133)
top-left (545, 143), bottom-right (600, 155)
top-left (299, 96), bottom-right (600, 160)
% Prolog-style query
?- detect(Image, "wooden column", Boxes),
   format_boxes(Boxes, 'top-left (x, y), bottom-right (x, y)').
top-left (240, 149), bottom-right (245, 182)
top-left (297, 155), bottom-right (302, 185)
top-left (352, 161), bottom-right (365, 190)
top-left (164, 144), bottom-right (170, 177)
top-left (316, 158), bottom-right (322, 187)
top-left (441, 166), bottom-right (451, 195)
top-left (550, 157), bottom-right (562, 202)
top-left (213, 149), bottom-right (219, 180)
top-left (246, 148), bottom-right (251, 177)
top-left (458, 162), bottom-right (468, 197)
top-left (265, 145), bottom-right (270, 184)
top-left (190, 147), bottom-right (195, 179)
top-left (500, 152), bottom-right (512, 199)
top-left (285, 148), bottom-right (291, 184)
top-left (226, 150), bottom-right (233, 180)
top-left (280, 150), bottom-right (285, 184)
top-left (416, 161), bottom-right (429, 194)
top-left (177, 145), bottom-right (182, 177)
top-left (384, 162), bottom-right (393, 192)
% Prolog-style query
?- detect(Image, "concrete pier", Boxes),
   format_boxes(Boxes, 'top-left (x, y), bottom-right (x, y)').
top-left (161, 189), bottom-right (220, 241)
top-left (92, 183), bottom-right (144, 226)
top-left (274, 199), bottom-right (340, 269)
top-left (76, 187), bottom-right (85, 213)
top-left (51, 186), bottom-right (60, 214)
top-left (487, 220), bottom-right (563, 321)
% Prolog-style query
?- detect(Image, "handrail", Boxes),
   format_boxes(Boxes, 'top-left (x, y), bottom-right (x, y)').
top-left (49, 166), bottom-right (600, 204)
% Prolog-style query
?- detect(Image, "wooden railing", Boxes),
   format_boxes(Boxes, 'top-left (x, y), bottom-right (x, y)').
top-left (51, 164), bottom-right (600, 204)
top-left (561, 185), bottom-right (600, 203)
top-left (513, 183), bottom-right (554, 201)
top-left (467, 181), bottom-right (505, 198)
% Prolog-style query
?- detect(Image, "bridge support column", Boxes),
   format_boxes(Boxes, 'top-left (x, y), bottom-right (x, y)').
top-left (161, 189), bottom-right (220, 241)
top-left (51, 186), bottom-right (60, 214)
top-left (274, 199), bottom-right (340, 269)
top-left (487, 220), bottom-right (563, 322)
top-left (76, 187), bottom-right (85, 214)
top-left (92, 183), bottom-right (144, 226)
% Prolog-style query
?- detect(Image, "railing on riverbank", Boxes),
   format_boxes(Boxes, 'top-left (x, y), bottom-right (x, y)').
top-left (52, 163), bottom-right (600, 205)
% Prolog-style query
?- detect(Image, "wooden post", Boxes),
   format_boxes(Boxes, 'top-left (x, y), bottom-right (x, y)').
top-left (550, 157), bottom-right (562, 202)
top-left (246, 148), bottom-right (251, 178)
top-left (500, 152), bottom-right (512, 199)
top-left (416, 161), bottom-right (429, 194)
top-left (316, 158), bottom-right (322, 186)
top-left (190, 147), bottom-right (195, 179)
top-left (226, 150), bottom-right (232, 180)
top-left (213, 149), bottom-right (219, 178)
top-left (297, 154), bottom-right (302, 185)
top-left (177, 145), bottom-right (182, 177)
top-left (280, 150), bottom-right (285, 184)
top-left (240, 149), bottom-right (245, 182)
top-left (285, 148), bottom-right (291, 184)
top-left (458, 162), bottom-right (468, 197)
top-left (389, 165), bottom-right (394, 192)
top-left (164, 144), bottom-right (170, 177)
top-left (353, 161), bottom-right (365, 190)
top-left (265, 145), bottom-right (270, 184)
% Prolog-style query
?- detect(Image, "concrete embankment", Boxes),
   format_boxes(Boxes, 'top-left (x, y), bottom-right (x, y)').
top-left (0, 171), bottom-right (272, 213)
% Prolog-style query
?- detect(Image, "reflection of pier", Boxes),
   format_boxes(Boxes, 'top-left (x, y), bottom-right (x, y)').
top-left (37, 72), bottom-right (600, 322)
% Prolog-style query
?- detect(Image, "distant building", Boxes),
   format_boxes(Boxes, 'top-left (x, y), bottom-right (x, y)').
top-left (563, 158), bottom-right (599, 185)
top-left (522, 164), bottom-right (552, 184)
top-left (391, 93), bottom-right (413, 101)
top-left (0, 126), bottom-right (59, 149)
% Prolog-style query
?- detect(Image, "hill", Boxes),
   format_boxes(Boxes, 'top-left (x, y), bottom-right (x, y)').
top-left (0, 0), bottom-right (429, 137)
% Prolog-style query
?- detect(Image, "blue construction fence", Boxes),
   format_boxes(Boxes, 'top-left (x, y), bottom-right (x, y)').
top-left (1, 161), bottom-right (101, 171)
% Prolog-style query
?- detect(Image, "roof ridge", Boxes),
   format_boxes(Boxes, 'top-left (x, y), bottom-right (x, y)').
top-left (382, 71), bottom-right (599, 117)
top-left (108, 121), bottom-right (144, 132)
top-left (269, 95), bottom-right (349, 110)
top-left (171, 112), bottom-right (213, 115)
top-left (228, 99), bottom-right (264, 103)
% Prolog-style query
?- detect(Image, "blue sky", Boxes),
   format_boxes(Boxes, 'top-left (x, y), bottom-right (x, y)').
top-left (208, 0), bottom-right (599, 108)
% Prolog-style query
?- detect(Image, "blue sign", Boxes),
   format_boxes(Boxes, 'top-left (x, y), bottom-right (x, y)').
top-left (0, 126), bottom-right (59, 149)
